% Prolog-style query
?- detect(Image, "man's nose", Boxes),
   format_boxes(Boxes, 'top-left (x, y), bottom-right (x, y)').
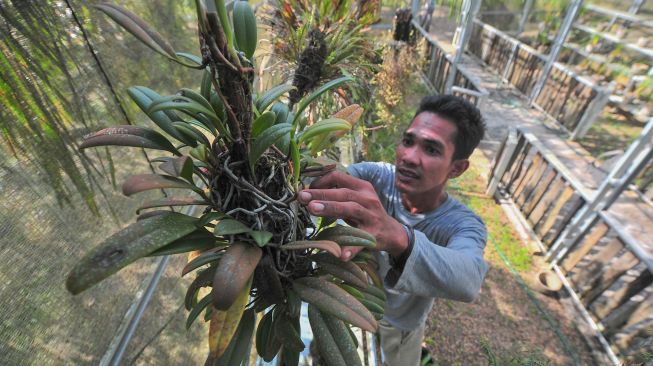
top-left (399, 145), bottom-right (420, 165)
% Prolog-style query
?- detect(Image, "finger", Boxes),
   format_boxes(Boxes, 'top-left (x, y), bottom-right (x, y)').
top-left (340, 246), bottom-right (363, 262)
top-left (310, 170), bottom-right (369, 190)
top-left (297, 188), bottom-right (359, 205)
top-left (307, 200), bottom-right (365, 223)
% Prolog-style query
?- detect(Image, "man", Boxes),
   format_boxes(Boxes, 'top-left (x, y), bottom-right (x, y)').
top-left (298, 95), bottom-right (489, 366)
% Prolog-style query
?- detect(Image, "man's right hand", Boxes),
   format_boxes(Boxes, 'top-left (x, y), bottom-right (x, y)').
top-left (297, 171), bottom-right (409, 261)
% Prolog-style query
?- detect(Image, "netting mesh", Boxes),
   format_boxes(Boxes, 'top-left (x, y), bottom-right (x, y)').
top-left (0, 1), bottom-right (209, 364)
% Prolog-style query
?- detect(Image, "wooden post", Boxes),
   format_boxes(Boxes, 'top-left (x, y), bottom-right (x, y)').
top-left (499, 40), bottom-right (519, 87)
top-left (515, 0), bottom-right (534, 36)
top-left (427, 46), bottom-right (437, 82)
top-left (528, 0), bottom-right (583, 106)
top-left (445, 0), bottom-right (481, 93)
top-left (571, 82), bottom-right (615, 140)
top-left (487, 129), bottom-right (519, 197)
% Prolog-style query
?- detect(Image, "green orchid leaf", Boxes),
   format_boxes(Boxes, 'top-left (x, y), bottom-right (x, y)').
top-left (298, 118), bottom-right (351, 144)
top-left (136, 210), bottom-right (171, 221)
top-left (251, 111), bottom-right (276, 137)
top-left (249, 123), bottom-right (292, 170)
top-left (215, 308), bottom-right (256, 366)
top-left (256, 84), bottom-right (296, 113)
top-left (136, 197), bottom-right (208, 214)
top-left (127, 86), bottom-right (190, 144)
top-left (199, 212), bottom-right (228, 227)
top-left (189, 144), bottom-right (209, 162)
top-left (94, 3), bottom-right (176, 59)
top-left (148, 230), bottom-right (223, 256)
top-left (249, 231), bottom-right (273, 247)
top-left (175, 52), bottom-right (203, 67)
top-left (182, 250), bottom-right (223, 276)
top-left (271, 102), bottom-right (290, 124)
top-left (66, 212), bottom-right (198, 294)
top-left (214, 219), bottom-right (251, 236)
top-left (293, 76), bottom-right (352, 126)
top-left (187, 292), bottom-right (212, 330)
top-left (157, 156), bottom-right (195, 182)
top-left (148, 95), bottom-right (219, 121)
top-left (172, 121), bottom-right (210, 147)
top-left (232, 1), bottom-right (257, 60)
top-left (201, 68), bottom-right (213, 101)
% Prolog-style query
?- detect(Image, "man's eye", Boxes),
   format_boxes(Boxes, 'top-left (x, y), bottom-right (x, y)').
top-left (426, 146), bottom-right (439, 155)
top-left (402, 138), bottom-right (413, 146)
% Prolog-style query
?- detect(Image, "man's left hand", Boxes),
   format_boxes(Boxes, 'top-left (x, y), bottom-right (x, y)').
top-left (297, 171), bottom-right (408, 261)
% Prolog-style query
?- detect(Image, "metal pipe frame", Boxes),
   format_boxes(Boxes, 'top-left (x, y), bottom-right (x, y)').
top-left (515, 0), bottom-right (534, 36)
top-left (100, 203), bottom-right (200, 366)
top-left (529, 0), bottom-right (583, 105)
top-left (547, 117), bottom-right (653, 265)
top-left (444, 0), bottom-right (481, 93)
top-left (573, 23), bottom-right (653, 60)
top-left (411, 0), bottom-right (421, 17)
top-left (570, 82), bottom-right (615, 140)
top-left (587, 4), bottom-right (650, 26)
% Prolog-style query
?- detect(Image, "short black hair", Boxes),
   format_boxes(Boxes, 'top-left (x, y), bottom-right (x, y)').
top-left (413, 95), bottom-right (485, 160)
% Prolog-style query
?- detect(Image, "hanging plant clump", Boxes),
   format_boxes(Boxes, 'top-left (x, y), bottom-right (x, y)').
top-left (65, 2), bottom-right (385, 365)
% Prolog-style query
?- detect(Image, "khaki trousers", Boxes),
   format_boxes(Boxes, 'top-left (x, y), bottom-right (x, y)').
top-left (378, 320), bottom-right (425, 366)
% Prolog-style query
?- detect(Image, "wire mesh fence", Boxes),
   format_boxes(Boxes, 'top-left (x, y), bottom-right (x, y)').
top-left (0, 1), bottom-right (210, 364)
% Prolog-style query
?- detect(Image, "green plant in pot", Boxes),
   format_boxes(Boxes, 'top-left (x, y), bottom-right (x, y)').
top-left (65, 2), bottom-right (385, 365)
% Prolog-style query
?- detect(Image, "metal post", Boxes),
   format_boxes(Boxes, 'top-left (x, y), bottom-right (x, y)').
top-left (528, 0), bottom-right (583, 106)
top-left (629, 0), bottom-right (646, 13)
top-left (411, 0), bottom-right (421, 17)
top-left (614, 0), bottom-right (647, 38)
top-left (103, 256), bottom-right (171, 366)
top-left (547, 117), bottom-right (653, 264)
top-left (487, 129), bottom-right (519, 196)
top-left (445, 0), bottom-right (481, 93)
top-left (570, 82), bottom-right (615, 140)
top-left (100, 203), bottom-right (200, 366)
top-left (516, 0), bottom-right (534, 36)
top-left (421, 0), bottom-right (436, 31)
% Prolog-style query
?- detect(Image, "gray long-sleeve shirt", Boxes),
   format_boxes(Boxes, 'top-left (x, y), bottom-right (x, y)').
top-left (348, 162), bottom-right (489, 331)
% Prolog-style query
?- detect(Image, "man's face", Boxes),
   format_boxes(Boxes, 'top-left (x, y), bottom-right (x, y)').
top-left (394, 112), bottom-right (468, 197)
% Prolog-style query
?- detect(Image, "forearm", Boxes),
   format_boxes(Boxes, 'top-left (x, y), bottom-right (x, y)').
top-left (385, 230), bottom-right (488, 302)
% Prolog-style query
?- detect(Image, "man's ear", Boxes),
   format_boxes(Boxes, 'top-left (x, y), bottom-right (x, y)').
top-left (448, 159), bottom-right (469, 179)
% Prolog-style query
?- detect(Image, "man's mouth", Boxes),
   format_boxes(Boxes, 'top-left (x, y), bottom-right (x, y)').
top-left (397, 167), bottom-right (420, 181)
